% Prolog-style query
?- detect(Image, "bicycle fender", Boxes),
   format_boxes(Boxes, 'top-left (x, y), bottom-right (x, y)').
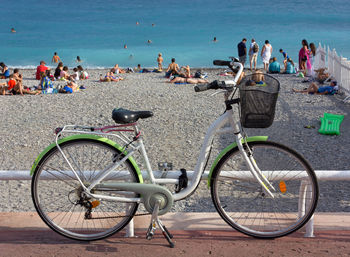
top-left (207, 136), bottom-right (268, 188)
top-left (30, 134), bottom-right (143, 183)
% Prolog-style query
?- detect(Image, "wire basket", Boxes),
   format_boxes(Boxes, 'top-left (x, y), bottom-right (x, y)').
top-left (238, 74), bottom-right (280, 128)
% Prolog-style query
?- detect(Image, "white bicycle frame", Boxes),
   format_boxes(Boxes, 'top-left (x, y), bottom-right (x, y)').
top-left (54, 61), bottom-right (275, 204)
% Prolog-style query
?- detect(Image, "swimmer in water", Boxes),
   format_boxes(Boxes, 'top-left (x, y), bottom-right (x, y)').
top-left (136, 21), bottom-right (139, 25)
top-left (147, 40), bottom-right (152, 44)
top-left (213, 37), bottom-right (217, 42)
top-left (11, 28), bottom-right (16, 33)
top-left (124, 44), bottom-right (127, 49)
top-left (76, 56), bottom-right (82, 62)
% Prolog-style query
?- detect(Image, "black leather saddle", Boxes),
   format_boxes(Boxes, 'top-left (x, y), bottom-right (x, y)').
top-left (112, 108), bottom-right (153, 124)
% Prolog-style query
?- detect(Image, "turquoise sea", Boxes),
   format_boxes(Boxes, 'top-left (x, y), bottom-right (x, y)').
top-left (0, 0), bottom-right (349, 68)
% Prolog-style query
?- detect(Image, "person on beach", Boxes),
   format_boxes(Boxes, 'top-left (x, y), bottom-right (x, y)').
top-left (298, 39), bottom-right (310, 74)
top-left (285, 58), bottom-right (296, 74)
top-left (166, 58), bottom-right (180, 77)
top-left (261, 40), bottom-right (273, 72)
top-left (70, 67), bottom-right (80, 81)
top-left (268, 57), bottom-right (281, 73)
top-left (39, 70), bottom-right (54, 91)
top-left (0, 62), bottom-right (10, 79)
top-left (54, 62), bottom-right (63, 79)
top-left (36, 61), bottom-right (48, 80)
top-left (292, 81), bottom-right (338, 95)
top-left (113, 64), bottom-right (126, 74)
top-left (308, 43), bottom-right (316, 77)
top-left (157, 53), bottom-right (163, 70)
top-left (248, 39), bottom-right (259, 71)
top-left (237, 38), bottom-right (247, 67)
top-left (51, 52), bottom-right (61, 63)
top-left (62, 81), bottom-right (79, 93)
top-left (59, 66), bottom-right (70, 80)
top-left (279, 49), bottom-right (289, 71)
top-left (168, 77), bottom-right (208, 84)
top-left (180, 65), bottom-right (191, 78)
top-left (100, 69), bottom-right (124, 82)
top-left (77, 65), bottom-right (89, 79)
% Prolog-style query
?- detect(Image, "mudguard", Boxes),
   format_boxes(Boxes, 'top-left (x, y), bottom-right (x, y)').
top-left (30, 134), bottom-right (143, 183)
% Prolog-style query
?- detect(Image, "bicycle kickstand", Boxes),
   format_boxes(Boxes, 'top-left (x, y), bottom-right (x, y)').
top-left (146, 199), bottom-right (175, 248)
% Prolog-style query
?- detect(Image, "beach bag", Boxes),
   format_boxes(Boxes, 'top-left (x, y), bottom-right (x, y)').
top-left (253, 43), bottom-right (259, 53)
top-left (194, 71), bottom-right (202, 78)
top-left (239, 74), bottom-right (280, 128)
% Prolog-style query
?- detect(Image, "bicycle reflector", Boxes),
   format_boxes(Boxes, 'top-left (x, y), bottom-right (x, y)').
top-left (279, 181), bottom-right (287, 194)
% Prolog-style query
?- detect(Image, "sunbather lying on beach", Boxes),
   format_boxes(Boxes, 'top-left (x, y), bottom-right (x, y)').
top-left (292, 81), bottom-right (338, 95)
top-left (100, 69), bottom-right (124, 82)
top-left (168, 77), bottom-right (208, 84)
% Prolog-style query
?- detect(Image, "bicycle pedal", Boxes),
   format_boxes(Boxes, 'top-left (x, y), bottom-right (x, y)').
top-left (175, 168), bottom-right (188, 193)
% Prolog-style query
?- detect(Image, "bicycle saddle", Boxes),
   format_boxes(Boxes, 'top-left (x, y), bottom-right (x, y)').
top-left (112, 108), bottom-right (153, 124)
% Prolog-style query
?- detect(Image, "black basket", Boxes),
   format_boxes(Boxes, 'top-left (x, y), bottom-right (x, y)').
top-left (238, 74), bottom-right (280, 128)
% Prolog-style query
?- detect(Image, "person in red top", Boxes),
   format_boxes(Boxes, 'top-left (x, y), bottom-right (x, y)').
top-left (36, 60), bottom-right (48, 80)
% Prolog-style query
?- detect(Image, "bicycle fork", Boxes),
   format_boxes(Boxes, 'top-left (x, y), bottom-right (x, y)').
top-left (236, 135), bottom-right (276, 198)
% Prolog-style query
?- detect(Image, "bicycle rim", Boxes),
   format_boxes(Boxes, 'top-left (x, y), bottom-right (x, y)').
top-left (211, 141), bottom-right (318, 238)
top-left (31, 139), bottom-right (140, 241)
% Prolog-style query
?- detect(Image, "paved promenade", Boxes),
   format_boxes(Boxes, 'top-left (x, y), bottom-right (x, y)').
top-left (0, 212), bottom-right (349, 257)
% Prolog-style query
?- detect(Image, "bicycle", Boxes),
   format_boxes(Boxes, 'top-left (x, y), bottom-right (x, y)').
top-left (31, 59), bottom-right (319, 248)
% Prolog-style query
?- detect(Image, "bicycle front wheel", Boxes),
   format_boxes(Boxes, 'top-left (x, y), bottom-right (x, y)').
top-left (211, 141), bottom-right (318, 238)
top-left (31, 138), bottom-right (141, 241)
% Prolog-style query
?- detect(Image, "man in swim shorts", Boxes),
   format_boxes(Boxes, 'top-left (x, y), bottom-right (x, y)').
top-left (237, 38), bottom-right (247, 67)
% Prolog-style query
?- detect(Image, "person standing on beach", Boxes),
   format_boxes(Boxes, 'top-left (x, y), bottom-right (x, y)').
top-left (249, 39), bottom-right (259, 71)
top-left (237, 38), bottom-right (247, 67)
top-left (279, 49), bottom-right (289, 71)
top-left (157, 53), bottom-right (163, 70)
top-left (261, 40), bottom-right (273, 72)
top-left (51, 52), bottom-right (61, 63)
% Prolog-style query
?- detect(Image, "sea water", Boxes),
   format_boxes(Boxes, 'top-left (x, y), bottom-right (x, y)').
top-left (0, 0), bottom-right (349, 68)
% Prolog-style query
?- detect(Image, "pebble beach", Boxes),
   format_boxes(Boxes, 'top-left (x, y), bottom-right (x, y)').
top-left (0, 68), bottom-right (349, 213)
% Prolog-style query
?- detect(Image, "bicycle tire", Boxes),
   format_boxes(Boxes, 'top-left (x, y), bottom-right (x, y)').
top-left (210, 141), bottom-right (318, 238)
top-left (31, 138), bottom-right (141, 241)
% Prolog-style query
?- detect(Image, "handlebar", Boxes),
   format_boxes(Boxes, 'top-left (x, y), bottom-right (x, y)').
top-left (194, 58), bottom-right (244, 92)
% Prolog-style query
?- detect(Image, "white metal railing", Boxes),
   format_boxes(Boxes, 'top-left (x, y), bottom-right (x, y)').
top-left (1, 169), bottom-right (350, 238)
top-left (314, 43), bottom-right (350, 100)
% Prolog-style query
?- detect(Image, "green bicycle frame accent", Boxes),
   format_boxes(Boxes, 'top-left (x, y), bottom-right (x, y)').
top-left (30, 134), bottom-right (143, 183)
top-left (207, 136), bottom-right (268, 188)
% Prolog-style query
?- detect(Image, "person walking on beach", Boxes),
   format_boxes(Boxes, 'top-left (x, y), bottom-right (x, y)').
top-left (248, 39), bottom-right (259, 71)
top-left (261, 40), bottom-right (272, 72)
top-left (51, 52), bottom-right (61, 63)
top-left (237, 38), bottom-right (247, 67)
top-left (157, 53), bottom-right (163, 70)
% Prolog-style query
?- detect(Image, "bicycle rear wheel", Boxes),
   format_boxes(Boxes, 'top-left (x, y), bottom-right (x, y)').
top-left (31, 138), bottom-right (140, 241)
top-left (211, 141), bottom-right (318, 238)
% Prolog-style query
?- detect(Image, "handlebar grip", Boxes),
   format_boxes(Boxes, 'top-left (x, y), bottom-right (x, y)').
top-left (213, 60), bottom-right (232, 66)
